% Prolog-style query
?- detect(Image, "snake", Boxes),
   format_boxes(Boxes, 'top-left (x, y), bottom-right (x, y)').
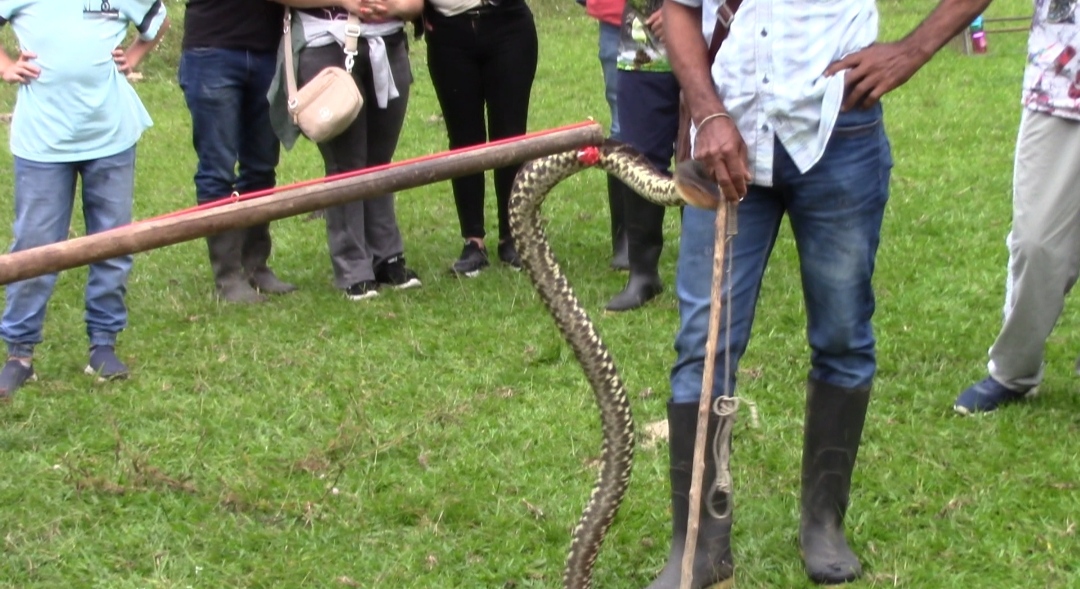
top-left (508, 140), bottom-right (717, 589)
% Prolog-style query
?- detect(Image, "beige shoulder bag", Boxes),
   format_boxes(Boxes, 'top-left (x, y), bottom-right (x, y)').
top-left (283, 10), bottom-right (364, 143)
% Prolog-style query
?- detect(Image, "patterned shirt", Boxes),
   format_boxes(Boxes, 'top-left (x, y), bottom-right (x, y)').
top-left (616, 0), bottom-right (670, 72)
top-left (669, 0), bottom-right (878, 186)
top-left (1022, 0), bottom-right (1080, 120)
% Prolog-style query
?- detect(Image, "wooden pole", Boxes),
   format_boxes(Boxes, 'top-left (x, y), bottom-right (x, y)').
top-left (0, 122), bottom-right (604, 286)
top-left (680, 200), bottom-right (730, 589)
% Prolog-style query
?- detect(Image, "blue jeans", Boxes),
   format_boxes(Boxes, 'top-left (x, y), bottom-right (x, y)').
top-left (598, 21), bottom-right (621, 140)
top-left (178, 47), bottom-right (280, 204)
top-left (1, 147), bottom-right (137, 357)
top-left (670, 105), bottom-right (892, 403)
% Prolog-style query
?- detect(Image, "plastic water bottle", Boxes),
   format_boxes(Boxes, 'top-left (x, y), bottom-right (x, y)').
top-left (970, 15), bottom-right (988, 54)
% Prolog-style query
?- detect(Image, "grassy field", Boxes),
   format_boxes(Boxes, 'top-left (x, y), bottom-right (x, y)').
top-left (2, 1), bottom-right (1079, 587)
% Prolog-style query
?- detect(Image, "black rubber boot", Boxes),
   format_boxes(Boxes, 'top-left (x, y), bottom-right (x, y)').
top-left (206, 230), bottom-right (267, 304)
top-left (242, 223), bottom-right (297, 295)
top-left (606, 191), bottom-right (664, 312)
top-left (645, 401), bottom-right (735, 589)
top-left (608, 174), bottom-right (630, 271)
top-left (799, 379), bottom-right (871, 585)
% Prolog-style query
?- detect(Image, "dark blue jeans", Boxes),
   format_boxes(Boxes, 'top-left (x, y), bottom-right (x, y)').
top-left (670, 104), bottom-right (893, 403)
top-left (616, 69), bottom-right (680, 174)
top-left (178, 47), bottom-right (280, 204)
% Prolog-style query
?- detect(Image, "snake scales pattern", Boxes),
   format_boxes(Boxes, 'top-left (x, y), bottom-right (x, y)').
top-left (508, 141), bottom-right (687, 589)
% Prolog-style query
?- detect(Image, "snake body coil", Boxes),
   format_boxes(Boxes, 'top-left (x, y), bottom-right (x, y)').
top-left (508, 141), bottom-right (684, 589)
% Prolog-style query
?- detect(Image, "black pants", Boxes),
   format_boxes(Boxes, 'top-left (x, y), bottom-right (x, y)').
top-left (425, 3), bottom-right (539, 241)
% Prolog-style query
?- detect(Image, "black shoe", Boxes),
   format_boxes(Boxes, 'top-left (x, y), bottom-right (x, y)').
top-left (344, 281), bottom-right (379, 301)
top-left (451, 241), bottom-right (489, 277)
top-left (0, 357), bottom-right (35, 400)
top-left (498, 240), bottom-right (522, 270)
top-left (376, 255), bottom-right (422, 289)
top-left (85, 345), bottom-right (130, 381)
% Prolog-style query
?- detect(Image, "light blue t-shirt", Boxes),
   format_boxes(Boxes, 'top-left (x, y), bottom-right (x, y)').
top-left (0, 1), bottom-right (167, 162)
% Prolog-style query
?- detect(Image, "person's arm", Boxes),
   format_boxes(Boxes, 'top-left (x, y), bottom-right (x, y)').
top-left (114, 17), bottom-right (170, 75)
top-left (358, 0), bottom-right (424, 22)
top-left (0, 48), bottom-right (40, 84)
top-left (272, 0), bottom-right (373, 14)
top-left (272, 0), bottom-right (422, 22)
top-left (826, 0), bottom-right (994, 111)
top-left (663, 0), bottom-right (749, 201)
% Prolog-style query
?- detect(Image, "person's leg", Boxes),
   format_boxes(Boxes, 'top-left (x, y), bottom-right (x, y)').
top-left (237, 49), bottom-right (295, 294)
top-left (955, 111), bottom-right (1080, 412)
top-left (296, 42), bottom-right (378, 293)
top-left (178, 47), bottom-right (265, 302)
top-left (607, 70), bottom-right (680, 311)
top-left (360, 34), bottom-right (410, 270)
top-left (599, 20), bottom-right (628, 268)
top-left (783, 103), bottom-right (891, 585)
top-left (0, 158), bottom-right (76, 396)
top-left (481, 6), bottom-right (539, 250)
top-left (599, 21), bottom-right (629, 270)
top-left (990, 110), bottom-right (1080, 389)
top-left (426, 14), bottom-right (490, 248)
top-left (787, 106), bottom-right (889, 392)
top-left (80, 147), bottom-right (138, 379)
top-left (598, 21), bottom-right (621, 141)
top-left (1, 157), bottom-right (78, 357)
top-left (670, 187), bottom-right (784, 404)
top-left (654, 185), bottom-right (783, 589)
top-left (81, 147), bottom-right (137, 348)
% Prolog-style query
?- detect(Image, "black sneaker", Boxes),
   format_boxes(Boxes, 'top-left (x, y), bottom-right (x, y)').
top-left (0, 357), bottom-right (35, 400)
top-left (498, 240), bottom-right (522, 270)
top-left (375, 255), bottom-right (422, 289)
top-left (344, 281), bottom-right (379, 301)
top-left (451, 241), bottom-right (490, 277)
top-left (84, 345), bottom-right (129, 382)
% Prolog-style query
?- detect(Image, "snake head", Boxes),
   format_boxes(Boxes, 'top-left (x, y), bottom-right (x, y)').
top-left (673, 160), bottom-right (723, 210)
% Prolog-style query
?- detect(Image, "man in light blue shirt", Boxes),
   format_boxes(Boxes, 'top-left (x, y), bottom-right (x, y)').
top-left (649, 0), bottom-right (993, 587)
top-left (0, 0), bottom-right (169, 400)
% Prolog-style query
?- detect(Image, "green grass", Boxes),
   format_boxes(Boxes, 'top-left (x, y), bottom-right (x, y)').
top-left (3, 0), bottom-right (1080, 587)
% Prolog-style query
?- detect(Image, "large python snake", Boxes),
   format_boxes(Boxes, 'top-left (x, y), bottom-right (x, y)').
top-left (508, 140), bottom-right (714, 589)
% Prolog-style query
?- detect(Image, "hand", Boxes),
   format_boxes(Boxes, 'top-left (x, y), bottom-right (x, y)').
top-left (692, 115), bottom-right (750, 204)
top-left (2, 51), bottom-right (40, 84)
top-left (646, 10), bottom-right (664, 45)
top-left (112, 48), bottom-right (134, 75)
top-left (352, 0), bottom-right (419, 21)
top-left (825, 41), bottom-right (927, 112)
top-left (357, 0), bottom-right (390, 20)
top-left (337, 0), bottom-right (369, 13)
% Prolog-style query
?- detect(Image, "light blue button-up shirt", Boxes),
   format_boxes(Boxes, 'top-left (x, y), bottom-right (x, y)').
top-left (671, 0), bottom-right (879, 186)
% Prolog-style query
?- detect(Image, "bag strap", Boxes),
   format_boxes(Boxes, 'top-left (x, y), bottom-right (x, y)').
top-left (707, 0), bottom-right (741, 61)
top-left (283, 10), bottom-right (362, 110)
